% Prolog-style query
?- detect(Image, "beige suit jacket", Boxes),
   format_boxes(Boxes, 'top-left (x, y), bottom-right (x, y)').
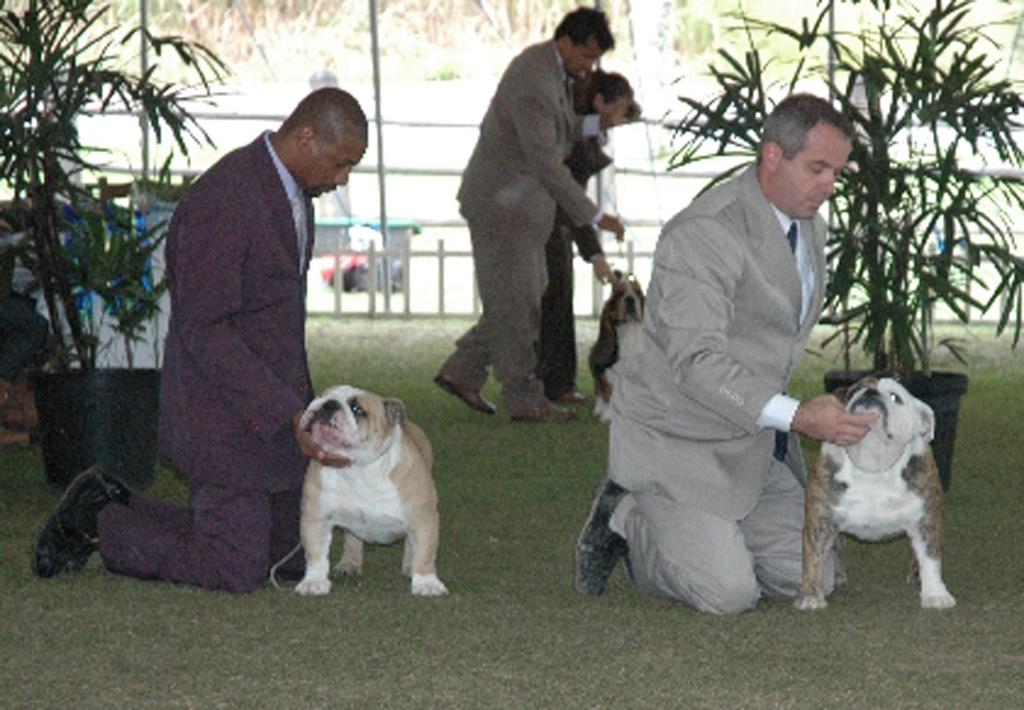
top-left (457, 40), bottom-right (598, 239)
top-left (609, 165), bottom-right (827, 520)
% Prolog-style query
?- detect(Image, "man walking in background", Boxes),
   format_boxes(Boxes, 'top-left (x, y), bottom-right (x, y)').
top-left (435, 7), bottom-right (633, 422)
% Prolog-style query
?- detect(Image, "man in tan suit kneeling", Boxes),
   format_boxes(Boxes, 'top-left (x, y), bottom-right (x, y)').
top-left (574, 94), bottom-right (878, 614)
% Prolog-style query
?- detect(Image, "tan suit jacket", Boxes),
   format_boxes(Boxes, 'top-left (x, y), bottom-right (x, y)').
top-left (457, 39), bottom-right (598, 236)
top-left (609, 165), bottom-right (827, 520)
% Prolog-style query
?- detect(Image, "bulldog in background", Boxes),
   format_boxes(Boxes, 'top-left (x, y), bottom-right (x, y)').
top-left (293, 384), bottom-right (448, 597)
top-left (590, 270), bottom-right (645, 423)
top-left (795, 376), bottom-right (955, 611)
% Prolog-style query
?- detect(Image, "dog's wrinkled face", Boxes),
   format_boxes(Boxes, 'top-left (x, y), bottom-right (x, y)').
top-left (839, 376), bottom-right (934, 473)
top-left (606, 270), bottom-right (645, 326)
top-left (300, 385), bottom-right (405, 464)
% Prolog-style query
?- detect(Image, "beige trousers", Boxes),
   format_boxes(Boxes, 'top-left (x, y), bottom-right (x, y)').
top-left (438, 209), bottom-right (550, 415)
top-left (614, 457), bottom-right (831, 614)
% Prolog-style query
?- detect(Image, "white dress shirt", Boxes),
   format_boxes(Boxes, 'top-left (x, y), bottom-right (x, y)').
top-left (756, 207), bottom-right (817, 433)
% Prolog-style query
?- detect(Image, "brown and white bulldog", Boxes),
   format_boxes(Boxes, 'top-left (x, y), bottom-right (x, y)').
top-left (293, 384), bottom-right (447, 597)
top-left (590, 270), bottom-right (645, 423)
top-left (795, 376), bottom-right (955, 610)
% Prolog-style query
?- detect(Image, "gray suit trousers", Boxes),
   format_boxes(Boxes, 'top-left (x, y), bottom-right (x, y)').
top-left (440, 209), bottom-right (548, 414)
top-left (615, 457), bottom-right (832, 614)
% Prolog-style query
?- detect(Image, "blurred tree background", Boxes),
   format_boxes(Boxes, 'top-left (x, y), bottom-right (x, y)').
top-left (4, 1), bottom-right (1019, 91)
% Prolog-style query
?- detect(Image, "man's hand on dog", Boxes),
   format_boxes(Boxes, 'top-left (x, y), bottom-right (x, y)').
top-left (592, 255), bottom-right (615, 285)
top-left (293, 411), bottom-right (352, 468)
top-left (792, 394), bottom-right (878, 447)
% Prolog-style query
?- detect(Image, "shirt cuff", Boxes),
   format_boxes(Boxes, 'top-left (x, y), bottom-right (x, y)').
top-left (757, 393), bottom-right (800, 432)
top-left (582, 113), bottom-right (601, 138)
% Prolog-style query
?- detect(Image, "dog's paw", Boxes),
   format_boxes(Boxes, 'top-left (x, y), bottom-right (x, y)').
top-left (411, 573), bottom-right (449, 597)
top-left (921, 591), bottom-right (956, 609)
top-left (333, 560), bottom-right (362, 577)
top-left (592, 398), bottom-right (613, 423)
top-left (793, 594), bottom-right (827, 611)
top-left (295, 578), bottom-right (332, 596)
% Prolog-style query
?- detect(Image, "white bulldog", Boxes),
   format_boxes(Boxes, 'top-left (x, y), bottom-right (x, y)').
top-left (795, 376), bottom-right (955, 611)
top-left (293, 384), bottom-right (447, 597)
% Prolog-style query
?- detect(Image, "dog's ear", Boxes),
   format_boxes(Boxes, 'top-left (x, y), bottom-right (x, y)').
top-left (598, 297), bottom-right (618, 336)
top-left (830, 384), bottom-right (855, 404)
top-left (857, 374), bottom-right (881, 391)
top-left (383, 398), bottom-right (406, 427)
top-left (915, 398), bottom-right (935, 443)
top-left (833, 375), bottom-right (879, 404)
top-left (634, 278), bottom-right (646, 304)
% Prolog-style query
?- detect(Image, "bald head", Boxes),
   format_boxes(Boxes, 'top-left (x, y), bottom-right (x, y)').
top-left (273, 88), bottom-right (368, 196)
top-left (280, 87), bottom-right (368, 146)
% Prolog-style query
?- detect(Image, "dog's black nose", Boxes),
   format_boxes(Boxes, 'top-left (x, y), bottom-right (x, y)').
top-left (305, 399), bottom-right (342, 431)
top-left (624, 295), bottom-right (638, 318)
top-left (850, 388), bottom-right (884, 413)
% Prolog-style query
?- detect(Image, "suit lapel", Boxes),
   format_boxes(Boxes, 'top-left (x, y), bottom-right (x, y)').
top-left (798, 216), bottom-right (828, 342)
top-left (537, 40), bottom-right (575, 148)
top-left (302, 196), bottom-right (315, 274)
top-left (740, 169), bottom-right (802, 321)
top-left (249, 137), bottom-right (302, 270)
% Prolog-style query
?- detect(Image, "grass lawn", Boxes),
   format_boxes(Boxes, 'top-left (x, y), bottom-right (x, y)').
top-left (2, 317), bottom-right (1022, 709)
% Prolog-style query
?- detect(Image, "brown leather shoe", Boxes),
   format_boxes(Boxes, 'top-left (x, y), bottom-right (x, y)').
top-left (1, 375), bottom-right (38, 432)
top-left (555, 390), bottom-right (587, 405)
top-left (510, 401), bottom-right (578, 423)
top-left (434, 373), bottom-right (496, 415)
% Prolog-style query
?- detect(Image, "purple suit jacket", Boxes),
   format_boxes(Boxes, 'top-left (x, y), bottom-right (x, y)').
top-left (159, 136), bottom-right (315, 493)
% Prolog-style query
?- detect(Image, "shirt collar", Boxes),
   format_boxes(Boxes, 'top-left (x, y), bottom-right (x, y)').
top-left (553, 42), bottom-right (569, 82)
top-left (263, 130), bottom-right (303, 202)
top-left (770, 204), bottom-right (797, 239)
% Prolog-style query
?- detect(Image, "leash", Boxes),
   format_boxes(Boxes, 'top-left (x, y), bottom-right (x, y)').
top-left (268, 542), bottom-right (302, 590)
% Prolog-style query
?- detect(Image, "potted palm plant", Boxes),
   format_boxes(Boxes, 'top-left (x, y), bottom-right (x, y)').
top-left (670, 0), bottom-right (1024, 489)
top-left (0, 0), bottom-right (225, 489)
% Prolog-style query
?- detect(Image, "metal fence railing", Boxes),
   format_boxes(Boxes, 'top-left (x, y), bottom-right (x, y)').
top-left (305, 239), bottom-right (650, 320)
top-left (305, 231), bottom-right (1024, 329)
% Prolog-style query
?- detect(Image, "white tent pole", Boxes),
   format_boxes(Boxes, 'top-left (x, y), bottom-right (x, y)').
top-left (368, 0), bottom-right (391, 307)
top-left (140, 0), bottom-right (150, 179)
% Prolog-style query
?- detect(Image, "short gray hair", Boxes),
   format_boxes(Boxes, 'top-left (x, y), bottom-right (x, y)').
top-left (759, 93), bottom-right (853, 162)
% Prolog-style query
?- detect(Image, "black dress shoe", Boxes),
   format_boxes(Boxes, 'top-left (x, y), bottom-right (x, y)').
top-left (574, 476), bottom-right (628, 595)
top-left (32, 465), bottom-right (131, 578)
top-left (32, 523), bottom-right (96, 578)
top-left (434, 373), bottom-right (496, 415)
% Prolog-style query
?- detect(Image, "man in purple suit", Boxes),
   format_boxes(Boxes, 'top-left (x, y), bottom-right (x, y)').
top-left (33, 88), bottom-right (368, 591)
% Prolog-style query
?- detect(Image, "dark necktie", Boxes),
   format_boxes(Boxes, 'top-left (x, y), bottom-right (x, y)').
top-left (773, 431), bottom-right (789, 462)
top-left (775, 221), bottom-right (800, 461)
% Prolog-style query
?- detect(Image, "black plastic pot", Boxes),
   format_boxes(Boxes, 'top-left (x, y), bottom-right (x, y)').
top-left (30, 368), bottom-right (160, 491)
top-left (823, 370), bottom-right (968, 491)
